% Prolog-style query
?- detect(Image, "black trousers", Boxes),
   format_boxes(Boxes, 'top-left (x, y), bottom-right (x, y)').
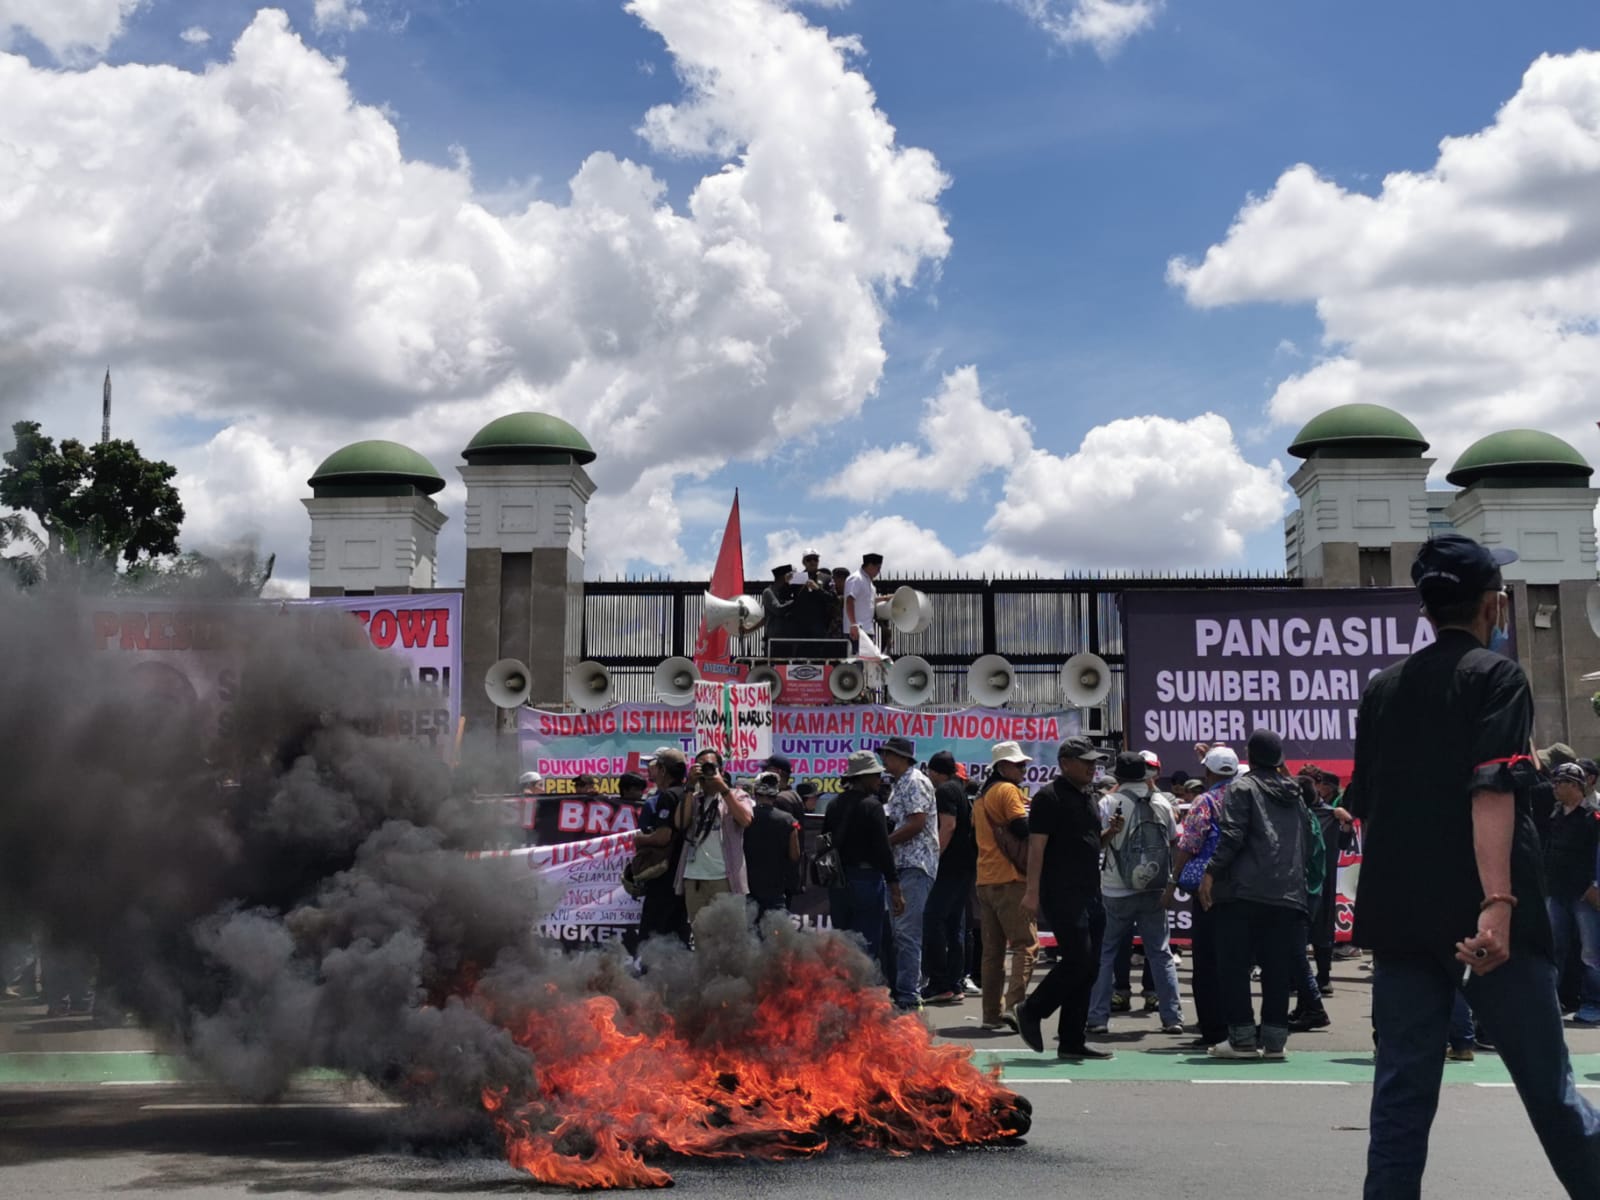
top-left (922, 868), bottom-right (974, 994)
top-left (1188, 901), bottom-right (1227, 1045)
top-left (634, 884), bottom-right (689, 954)
top-left (1022, 893), bottom-right (1104, 1049)
top-left (1214, 900), bottom-right (1302, 1041)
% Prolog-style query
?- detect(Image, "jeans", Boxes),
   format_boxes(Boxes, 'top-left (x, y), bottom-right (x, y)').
top-left (1022, 893), bottom-right (1104, 1049)
top-left (977, 880), bottom-right (1038, 1024)
top-left (1188, 901), bottom-right (1227, 1045)
top-left (829, 866), bottom-right (889, 964)
top-left (1088, 892), bottom-right (1183, 1027)
top-left (890, 868), bottom-right (934, 1007)
top-left (1367, 952), bottom-right (1600, 1199)
top-left (1547, 896), bottom-right (1600, 1018)
top-left (1213, 900), bottom-right (1301, 1050)
top-left (922, 869), bottom-right (973, 995)
top-left (1449, 991), bottom-right (1475, 1051)
top-left (1295, 917), bottom-right (1325, 1011)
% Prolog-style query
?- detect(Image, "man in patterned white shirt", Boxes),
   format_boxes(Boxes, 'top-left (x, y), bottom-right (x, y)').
top-left (881, 735), bottom-right (940, 1012)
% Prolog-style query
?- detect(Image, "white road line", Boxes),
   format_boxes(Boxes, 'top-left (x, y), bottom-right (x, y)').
top-left (1189, 1079), bottom-right (1350, 1086)
top-left (140, 1102), bottom-right (403, 1111)
top-left (999, 1077), bottom-right (1073, 1084)
top-left (99, 1080), bottom-right (181, 1087)
top-left (1475, 1082), bottom-right (1600, 1090)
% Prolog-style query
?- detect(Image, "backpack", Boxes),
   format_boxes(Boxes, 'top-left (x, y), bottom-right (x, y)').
top-left (1111, 792), bottom-right (1172, 891)
top-left (1303, 803), bottom-right (1326, 899)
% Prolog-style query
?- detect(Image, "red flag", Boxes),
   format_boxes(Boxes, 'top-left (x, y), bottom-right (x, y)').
top-left (695, 490), bottom-right (745, 678)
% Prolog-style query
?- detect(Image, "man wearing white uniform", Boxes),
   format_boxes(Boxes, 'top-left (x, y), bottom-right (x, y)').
top-left (843, 553), bottom-right (883, 653)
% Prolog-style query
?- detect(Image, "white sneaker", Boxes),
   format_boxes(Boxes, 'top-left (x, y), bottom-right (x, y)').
top-left (1086, 1023), bottom-right (1110, 1035)
top-left (1262, 1048), bottom-right (1288, 1061)
top-left (962, 977), bottom-right (982, 995)
top-left (1207, 1041), bottom-right (1262, 1060)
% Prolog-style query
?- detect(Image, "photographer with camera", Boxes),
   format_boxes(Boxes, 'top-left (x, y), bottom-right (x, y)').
top-left (629, 749), bottom-right (690, 949)
top-left (674, 748), bottom-right (755, 925)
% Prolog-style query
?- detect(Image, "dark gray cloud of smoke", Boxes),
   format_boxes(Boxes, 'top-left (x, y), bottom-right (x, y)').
top-left (0, 585), bottom-right (558, 1109)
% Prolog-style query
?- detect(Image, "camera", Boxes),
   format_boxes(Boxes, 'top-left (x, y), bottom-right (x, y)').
top-left (699, 761), bottom-right (718, 776)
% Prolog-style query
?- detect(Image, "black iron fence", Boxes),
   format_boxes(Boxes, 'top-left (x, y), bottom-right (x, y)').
top-left (578, 574), bottom-right (1302, 727)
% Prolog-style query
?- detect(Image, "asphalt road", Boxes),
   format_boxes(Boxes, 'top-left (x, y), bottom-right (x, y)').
top-left (3, 953), bottom-right (1594, 1197)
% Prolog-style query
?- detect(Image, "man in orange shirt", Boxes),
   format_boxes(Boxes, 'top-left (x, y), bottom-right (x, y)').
top-left (974, 740), bottom-right (1038, 1029)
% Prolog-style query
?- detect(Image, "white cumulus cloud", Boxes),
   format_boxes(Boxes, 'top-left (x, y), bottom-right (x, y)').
top-left (818, 366), bottom-right (1032, 503)
top-left (0, 0), bottom-right (141, 61)
top-left (180, 26), bottom-right (210, 45)
top-left (1000, 0), bottom-right (1161, 58)
top-left (0, 1), bottom-right (952, 583)
top-left (984, 413), bottom-right (1288, 568)
top-left (1168, 50), bottom-right (1600, 473)
top-left (312, 0), bottom-right (368, 34)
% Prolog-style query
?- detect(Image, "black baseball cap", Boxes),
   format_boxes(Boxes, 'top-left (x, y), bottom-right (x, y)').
top-left (618, 772), bottom-right (648, 791)
top-left (927, 750), bottom-right (957, 775)
top-left (1058, 736), bottom-right (1109, 763)
top-left (762, 754), bottom-right (793, 775)
top-left (1112, 751), bottom-right (1148, 782)
top-left (796, 780), bottom-right (819, 797)
top-left (1411, 534), bottom-right (1517, 604)
top-left (1246, 728), bottom-right (1285, 769)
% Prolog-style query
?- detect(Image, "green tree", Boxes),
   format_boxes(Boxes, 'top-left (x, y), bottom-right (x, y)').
top-left (0, 512), bottom-right (43, 586)
top-left (1, 420), bottom-right (184, 569)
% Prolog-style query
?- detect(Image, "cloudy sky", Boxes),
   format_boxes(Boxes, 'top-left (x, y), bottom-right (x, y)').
top-left (2, 0), bottom-right (1598, 591)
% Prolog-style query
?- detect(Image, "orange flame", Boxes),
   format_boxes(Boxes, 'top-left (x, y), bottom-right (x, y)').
top-left (479, 936), bottom-right (1026, 1188)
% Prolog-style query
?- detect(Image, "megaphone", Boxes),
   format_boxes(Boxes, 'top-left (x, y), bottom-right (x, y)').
top-left (567, 660), bottom-right (613, 711)
top-left (887, 655), bottom-right (934, 708)
top-left (967, 654), bottom-right (1016, 707)
top-left (888, 586), bottom-right (933, 634)
top-left (485, 658), bottom-right (532, 709)
top-left (829, 659), bottom-right (867, 702)
top-left (703, 592), bottom-right (764, 634)
top-left (1061, 652), bottom-right (1111, 708)
top-left (654, 656), bottom-right (700, 706)
top-left (874, 596), bottom-right (893, 622)
top-left (1587, 584), bottom-right (1600, 636)
top-left (746, 663), bottom-right (782, 701)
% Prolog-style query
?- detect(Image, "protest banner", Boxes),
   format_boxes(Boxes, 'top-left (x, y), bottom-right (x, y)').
top-left (693, 680), bottom-right (774, 771)
top-left (475, 832), bottom-right (640, 946)
top-left (519, 703), bottom-right (1079, 791)
top-left (1122, 588), bottom-right (1439, 778)
top-left (87, 594), bottom-right (462, 756)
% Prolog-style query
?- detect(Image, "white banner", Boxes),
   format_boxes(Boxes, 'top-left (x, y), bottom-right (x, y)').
top-left (692, 680), bottom-right (773, 771)
top-left (481, 831), bottom-right (640, 943)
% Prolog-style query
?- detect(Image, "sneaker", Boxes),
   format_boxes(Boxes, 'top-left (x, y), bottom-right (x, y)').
top-left (962, 977), bottom-right (982, 995)
top-left (894, 1000), bottom-right (925, 1015)
top-left (999, 1008), bottom-right (1020, 1032)
top-left (1288, 1008), bottom-right (1331, 1032)
top-left (1143, 993), bottom-right (1159, 1013)
top-left (1110, 991), bottom-right (1131, 1013)
top-left (1474, 1035), bottom-right (1496, 1052)
top-left (1207, 1041), bottom-right (1262, 1060)
top-left (921, 989), bottom-right (960, 1005)
top-left (1262, 1048), bottom-right (1289, 1062)
top-left (1162, 1022), bottom-right (1186, 1035)
top-left (1574, 1007), bottom-right (1600, 1026)
top-left (1317, 981), bottom-right (1334, 996)
top-left (1333, 944), bottom-right (1362, 960)
top-left (1015, 1006), bottom-right (1045, 1053)
top-left (1447, 1046), bottom-right (1476, 1062)
top-left (1058, 1044), bottom-right (1115, 1061)
top-left (1086, 1023), bottom-right (1110, 1036)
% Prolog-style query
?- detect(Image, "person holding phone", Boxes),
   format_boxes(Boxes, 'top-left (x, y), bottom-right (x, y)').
top-left (673, 749), bottom-right (754, 925)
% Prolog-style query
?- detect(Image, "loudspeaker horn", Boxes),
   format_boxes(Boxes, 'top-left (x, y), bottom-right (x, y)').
top-left (967, 654), bottom-right (1016, 707)
top-left (567, 660), bottom-right (613, 711)
top-left (746, 663), bottom-right (782, 701)
top-left (703, 592), bottom-right (765, 634)
top-left (654, 656), bottom-right (700, 706)
top-left (1061, 652), bottom-right (1112, 708)
top-left (888, 585), bottom-right (933, 634)
top-left (829, 659), bottom-right (867, 702)
top-left (485, 658), bottom-right (532, 709)
top-left (1587, 584), bottom-right (1600, 636)
top-left (873, 596), bottom-right (894, 622)
top-left (886, 655), bottom-right (934, 708)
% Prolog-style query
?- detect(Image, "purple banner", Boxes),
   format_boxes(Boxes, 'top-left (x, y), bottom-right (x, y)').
top-left (1123, 588), bottom-right (1440, 778)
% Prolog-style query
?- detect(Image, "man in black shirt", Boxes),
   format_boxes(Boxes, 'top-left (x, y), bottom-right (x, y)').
top-left (1545, 762), bottom-right (1600, 1025)
top-left (1350, 533), bottom-right (1600, 1197)
top-left (1016, 736), bottom-right (1114, 1061)
top-left (921, 750), bottom-right (977, 1004)
top-left (757, 566), bottom-right (798, 644)
top-left (822, 751), bottom-right (905, 964)
top-left (743, 772), bottom-right (801, 921)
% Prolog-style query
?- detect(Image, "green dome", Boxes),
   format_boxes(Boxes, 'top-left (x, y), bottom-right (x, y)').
top-left (308, 440), bottom-right (445, 495)
top-left (1446, 429), bottom-right (1593, 488)
top-left (1288, 404), bottom-right (1430, 459)
top-left (462, 412), bottom-right (596, 465)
